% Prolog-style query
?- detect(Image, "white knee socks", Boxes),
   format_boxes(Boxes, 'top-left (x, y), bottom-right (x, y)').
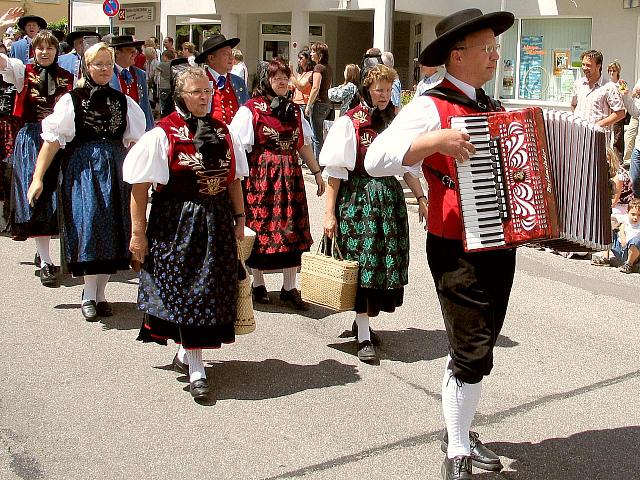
top-left (177, 345), bottom-right (188, 364)
top-left (282, 267), bottom-right (297, 291)
top-left (96, 274), bottom-right (110, 303)
top-left (355, 313), bottom-right (371, 343)
top-left (34, 236), bottom-right (52, 267)
top-left (442, 355), bottom-right (482, 458)
top-left (83, 275), bottom-right (98, 302)
top-left (186, 349), bottom-right (206, 382)
top-left (252, 268), bottom-right (265, 287)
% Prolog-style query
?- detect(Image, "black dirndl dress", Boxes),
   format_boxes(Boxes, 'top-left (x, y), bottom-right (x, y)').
top-left (59, 87), bottom-right (132, 276)
top-left (135, 112), bottom-right (238, 349)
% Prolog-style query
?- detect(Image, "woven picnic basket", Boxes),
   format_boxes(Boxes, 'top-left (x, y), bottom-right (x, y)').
top-left (300, 235), bottom-right (359, 311)
top-left (235, 227), bottom-right (256, 335)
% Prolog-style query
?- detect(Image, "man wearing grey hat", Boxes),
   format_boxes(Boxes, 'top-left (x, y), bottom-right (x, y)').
top-left (365, 8), bottom-right (516, 480)
top-left (195, 34), bottom-right (248, 124)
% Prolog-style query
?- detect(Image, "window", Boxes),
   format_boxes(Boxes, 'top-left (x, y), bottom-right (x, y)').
top-left (494, 17), bottom-right (591, 104)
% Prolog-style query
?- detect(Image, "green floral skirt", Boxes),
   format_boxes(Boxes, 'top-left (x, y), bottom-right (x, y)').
top-left (335, 174), bottom-right (409, 316)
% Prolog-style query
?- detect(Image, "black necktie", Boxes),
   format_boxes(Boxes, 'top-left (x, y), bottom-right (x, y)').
top-left (475, 88), bottom-right (491, 111)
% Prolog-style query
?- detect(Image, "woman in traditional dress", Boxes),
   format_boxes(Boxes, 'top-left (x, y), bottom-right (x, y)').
top-left (320, 64), bottom-right (426, 362)
top-left (0, 29), bottom-right (73, 286)
top-left (124, 66), bottom-right (248, 401)
top-left (27, 42), bottom-right (146, 319)
top-left (230, 59), bottom-right (325, 310)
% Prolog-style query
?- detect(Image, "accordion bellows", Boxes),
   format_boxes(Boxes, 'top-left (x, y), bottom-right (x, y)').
top-left (301, 238), bottom-right (359, 311)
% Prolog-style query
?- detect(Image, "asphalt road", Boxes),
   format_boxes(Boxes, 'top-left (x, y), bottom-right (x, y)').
top-left (1, 176), bottom-right (639, 480)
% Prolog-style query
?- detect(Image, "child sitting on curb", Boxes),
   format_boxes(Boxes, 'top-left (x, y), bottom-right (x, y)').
top-left (613, 197), bottom-right (640, 273)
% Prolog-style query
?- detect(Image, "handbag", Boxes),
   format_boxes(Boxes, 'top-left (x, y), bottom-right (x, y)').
top-left (234, 227), bottom-right (257, 335)
top-left (300, 235), bottom-right (359, 311)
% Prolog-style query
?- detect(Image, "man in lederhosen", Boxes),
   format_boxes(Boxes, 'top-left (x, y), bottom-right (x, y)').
top-left (365, 9), bottom-right (516, 480)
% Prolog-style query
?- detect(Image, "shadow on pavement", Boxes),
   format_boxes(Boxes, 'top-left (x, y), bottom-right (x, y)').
top-left (329, 328), bottom-right (518, 363)
top-left (205, 358), bottom-right (360, 401)
top-left (252, 292), bottom-right (336, 320)
top-left (475, 427), bottom-right (640, 479)
top-left (53, 301), bottom-right (141, 330)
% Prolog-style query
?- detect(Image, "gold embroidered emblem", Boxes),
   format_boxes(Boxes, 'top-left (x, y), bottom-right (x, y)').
top-left (177, 152), bottom-right (229, 196)
top-left (352, 110), bottom-right (368, 124)
top-left (254, 101), bottom-right (268, 112)
top-left (263, 125), bottom-right (295, 151)
top-left (360, 132), bottom-right (373, 147)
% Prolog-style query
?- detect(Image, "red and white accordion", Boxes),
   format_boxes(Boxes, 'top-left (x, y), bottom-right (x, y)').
top-left (450, 107), bottom-right (610, 252)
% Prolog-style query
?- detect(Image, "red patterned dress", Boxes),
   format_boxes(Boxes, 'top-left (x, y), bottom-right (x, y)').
top-left (234, 96), bottom-right (312, 270)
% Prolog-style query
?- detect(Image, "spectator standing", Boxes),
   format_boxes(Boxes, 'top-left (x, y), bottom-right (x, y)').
top-left (231, 48), bottom-right (248, 85)
top-left (571, 50), bottom-right (625, 136)
top-left (58, 31), bottom-right (101, 81)
top-left (620, 80), bottom-right (640, 197)
top-left (107, 35), bottom-right (154, 131)
top-left (327, 63), bottom-right (360, 116)
top-left (607, 60), bottom-right (627, 160)
top-left (305, 42), bottom-right (332, 159)
top-left (381, 51), bottom-right (401, 112)
top-left (623, 79), bottom-right (640, 164)
top-left (180, 41), bottom-right (196, 65)
top-left (195, 34), bottom-right (249, 125)
top-left (154, 49), bottom-right (176, 117)
top-left (162, 36), bottom-right (174, 53)
top-left (290, 50), bottom-right (314, 120)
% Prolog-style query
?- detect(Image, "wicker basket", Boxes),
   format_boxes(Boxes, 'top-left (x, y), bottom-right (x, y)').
top-left (237, 227), bottom-right (257, 262)
top-left (235, 244), bottom-right (255, 335)
top-left (300, 236), bottom-right (359, 311)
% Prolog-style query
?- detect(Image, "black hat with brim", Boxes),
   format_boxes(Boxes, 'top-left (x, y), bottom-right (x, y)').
top-left (18, 16), bottom-right (47, 31)
top-left (194, 34), bottom-right (240, 64)
top-left (107, 35), bottom-right (145, 49)
top-left (66, 30), bottom-right (101, 44)
top-left (418, 9), bottom-right (514, 67)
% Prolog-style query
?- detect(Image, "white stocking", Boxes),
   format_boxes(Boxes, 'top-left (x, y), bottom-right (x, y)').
top-left (177, 345), bottom-right (188, 364)
top-left (34, 236), bottom-right (52, 267)
top-left (355, 313), bottom-right (370, 343)
top-left (282, 267), bottom-right (297, 291)
top-left (252, 269), bottom-right (265, 287)
top-left (96, 274), bottom-right (110, 303)
top-left (442, 355), bottom-right (482, 458)
top-left (185, 349), bottom-right (206, 382)
top-left (82, 275), bottom-right (98, 302)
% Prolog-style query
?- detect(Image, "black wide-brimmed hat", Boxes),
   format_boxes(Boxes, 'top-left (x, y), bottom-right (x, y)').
top-left (18, 15), bottom-right (47, 31)
top-left (66, 30), bottom-right (100, 44)
top-left (418, 9), bottom-right (514, 67)
top-left (107, 35), bottom-right (145, 49)
top-left (194, 34), bottom-right (240, 64)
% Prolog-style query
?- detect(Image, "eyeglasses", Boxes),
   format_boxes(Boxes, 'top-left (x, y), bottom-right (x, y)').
top-left (454, 43), bottom-right (501, 54)
top-left (89, 63), bottom-right (114, 70)
top-left (183, 88), bottom-right (212, 96)
top-left (271, 76), bottom-right (289, 82)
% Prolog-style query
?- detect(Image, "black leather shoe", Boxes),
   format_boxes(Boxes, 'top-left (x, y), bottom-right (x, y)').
top-left (172, 354), bottom-right (189, 375)
top-left (81, 300), bottom-right (98, 322)
top-left (441, 455), bottom-right (473, 480)
top-left (190, 378), bottom-right (210, 399)
top-left (441, 431), bottom-right (502, 472)
top-left (351, 321), bottom-right (381, 346)
top-left (96, 301), bottom-right (113, 317)
top-left (40, 263), bottom-right (59, 288)
top-left (252, 285), bottom-right (271, 304)
top-left (280, 287), bottom-right (307, 311)
top-left (357, 340), bottom-right (377, 363)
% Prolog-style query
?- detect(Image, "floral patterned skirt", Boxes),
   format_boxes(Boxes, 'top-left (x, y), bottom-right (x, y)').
top-left (335, 174), bottom-right (409, 316)
top-left (137, 192), bottom-right (237, 346)
top-left (244, 150), bottom-right (312, 270)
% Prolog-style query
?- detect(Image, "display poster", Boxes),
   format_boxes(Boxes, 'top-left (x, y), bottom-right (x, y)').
top-left (519, 35), bottom-right (544, 99)
top-left (571, 42), bottom-right (589, 68)
top-left (553, 49), bottom-right (570, 75)
top-left (561, 69), bottom-right (577, 94)
top-left (502, 59), bottom-right (514, 97)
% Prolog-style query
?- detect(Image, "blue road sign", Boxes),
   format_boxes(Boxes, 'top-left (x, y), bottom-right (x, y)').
top-left (103, 0), bottom-right (120, 17)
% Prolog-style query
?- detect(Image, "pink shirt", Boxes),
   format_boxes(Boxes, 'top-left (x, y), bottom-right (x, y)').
top-left (571, 75), bottom-right (624, 127)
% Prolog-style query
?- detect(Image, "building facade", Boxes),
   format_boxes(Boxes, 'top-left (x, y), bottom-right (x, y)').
top-left (0, 0), bottom-right (69, 26)
top-left (71, 0), bottom-right (640, 109)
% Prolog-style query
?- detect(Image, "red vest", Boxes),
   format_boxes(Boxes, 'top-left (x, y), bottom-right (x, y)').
top-left (206, 69), bottom-right (239, 125)
top-left (155, 112), bottom-right (236, 198)
top-left (423, 79), bottom-right (500, 240)
top-left (347, 104), bottom-right (378, 176)
top-left (117, 68), bottom-right (140, 102)
top-left (13, 64), bottom-right (73, 122)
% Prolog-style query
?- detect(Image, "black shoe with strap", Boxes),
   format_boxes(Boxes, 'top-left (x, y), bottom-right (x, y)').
top-left (441, 455), bottom-right (473, 480)
top-left (96, 301), bottom-right (113, 317)
top-left (280, 287), bottom-right (307, 311)
top-left (40, 263), bottom-right (60, 288)
top-left (441, 431), bottom-right (503, 472)
top-left (252, 285), bottom-right (271, 304)
top-left (357, 340), bottom-right (378, 363)
top-left (190, 378), bottom-right (210, 399)
top-left (172, 353), bottom-right (189, 375)
top-left (81, 300), bottom-right (98, 322)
